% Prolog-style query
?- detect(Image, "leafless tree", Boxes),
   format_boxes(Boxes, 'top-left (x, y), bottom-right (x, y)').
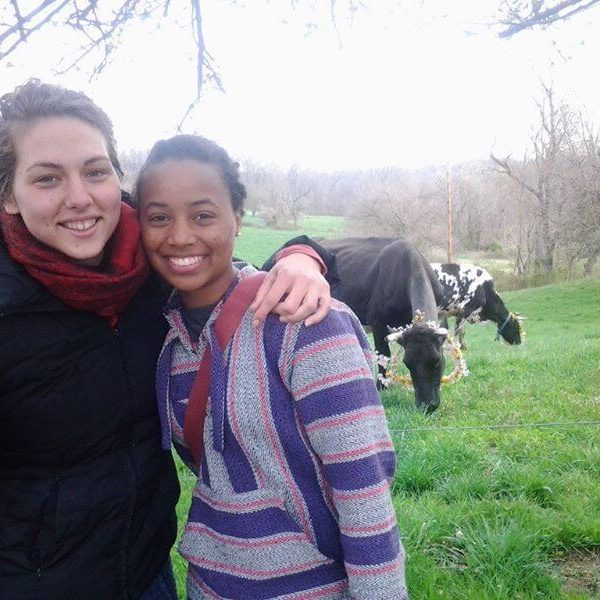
top-left (491, 82), bottom-right (576, 272)
top-left (0, 1), bottom-right (364, 121)
top-left (279, 166), bottom-right (314, 229)
top-left (347, 166), bottom-right (446, 252)
top-left (492, 81), bottom-right (600, 274)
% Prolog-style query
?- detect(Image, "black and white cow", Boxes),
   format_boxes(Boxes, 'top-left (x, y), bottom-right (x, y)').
top-left (431, 263), bottom-right (522, 349)
top-left (320, 237), bottom-right (447, 413)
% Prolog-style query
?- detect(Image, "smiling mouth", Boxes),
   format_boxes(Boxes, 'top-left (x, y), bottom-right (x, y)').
top-left (60, 218), bottom-right (100, 232)
top-left (167, 256), bottom-right (205, 267)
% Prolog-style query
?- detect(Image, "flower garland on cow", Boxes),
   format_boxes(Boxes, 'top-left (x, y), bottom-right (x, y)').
top-left (377, 310), bottom-right (469, 390)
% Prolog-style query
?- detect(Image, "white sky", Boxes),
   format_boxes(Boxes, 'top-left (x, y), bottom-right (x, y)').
top-left (2, 1), bottom-right (600, 171)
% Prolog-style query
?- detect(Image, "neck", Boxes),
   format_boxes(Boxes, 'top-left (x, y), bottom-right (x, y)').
top-left (180, 266), bottom-right (237, 309)
top-left (481, 299), bottom-right (509, 326)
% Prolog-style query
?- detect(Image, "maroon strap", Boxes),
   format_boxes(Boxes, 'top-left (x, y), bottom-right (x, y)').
top-left (183, 272), bottom-right (268, 466)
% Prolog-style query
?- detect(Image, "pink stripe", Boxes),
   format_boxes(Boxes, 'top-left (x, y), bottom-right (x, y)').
top-left (183, 554), bottom-right (330, 578)
top-left (185, 523), bottom-right (306, 548)
top-left (321, 439), bottom-right (395, 463)
top-left (306, 406), bottom-right (385, 433)
top-left (296, 368), bottom-right (373, 397)
top-left (194, 488), bottom-right (281, 512)
top-left (340, 513), bottom-right (397, 535)
top-left (172, 317), bottom-right (189, 343)
top-left (346, 557), bottom-right (402, 577)
top-left (333, 479), bottom-right (389, 501)
top-left (163, 329), bottom-right (178, 345)
top-left (293, 336), bottom-right (357, 365)
top-left (254, 333), bottom-right (315, 540)
top-left (172, 360), bottom-right (202, 374)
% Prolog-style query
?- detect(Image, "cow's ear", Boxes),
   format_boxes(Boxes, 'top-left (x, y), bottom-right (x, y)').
top-left (434, 327), bottom-right (448, 342)
top-left (386, 329), bottom-right (403, 346)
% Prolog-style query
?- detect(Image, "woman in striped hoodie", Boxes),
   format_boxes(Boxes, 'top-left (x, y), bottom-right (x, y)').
top-left (137, 134), bottom-right (408, 600)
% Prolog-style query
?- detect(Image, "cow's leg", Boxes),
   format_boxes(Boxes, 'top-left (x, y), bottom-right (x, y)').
top-left (372, 322), bottom-right (391, 390)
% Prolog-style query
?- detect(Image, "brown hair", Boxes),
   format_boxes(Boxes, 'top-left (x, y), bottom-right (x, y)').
top-left (0, 79), bottom-right (122, 206)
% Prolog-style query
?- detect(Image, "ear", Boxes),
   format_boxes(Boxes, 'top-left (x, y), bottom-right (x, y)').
top-left (3, 194), bottom-right (20, 215)
top-left (235, 212), bottom-right (242, 236)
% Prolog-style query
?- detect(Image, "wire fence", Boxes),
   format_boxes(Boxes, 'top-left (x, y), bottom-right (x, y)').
top-left (388, 420), bottom-right (600, 436)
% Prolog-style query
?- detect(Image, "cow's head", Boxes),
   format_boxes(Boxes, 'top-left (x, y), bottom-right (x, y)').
top-left (393, 324), bottom-right (448, 414)
top-left (497, 313), bottom-right (523, 345)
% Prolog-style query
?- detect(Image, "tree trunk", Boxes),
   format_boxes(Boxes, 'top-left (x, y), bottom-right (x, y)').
top-left (584, 256), bottom-right (597, 277)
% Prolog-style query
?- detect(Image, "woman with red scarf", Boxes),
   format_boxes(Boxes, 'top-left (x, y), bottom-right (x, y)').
top-left (0, 80), bottom-right (334, 600)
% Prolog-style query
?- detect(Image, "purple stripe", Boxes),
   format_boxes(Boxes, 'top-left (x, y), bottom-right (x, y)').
top-left (340, 528), bottom-right (401, 565)
top-left (169, 370), bottom-right (196, 402)
top-left (296, 380), bottom-right (381, 424)
top-left (222, 417), bottom-right (259, 493)
top-left (188, 498), bottom-right (302, 539)
top-left (266, 374), bottom-right (343, 559)
top-left (324, 451), bottom-right (396, 491)
top-left (190, 561), bottom-right (346, 598)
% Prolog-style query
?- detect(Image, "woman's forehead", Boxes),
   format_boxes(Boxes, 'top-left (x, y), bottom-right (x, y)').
top-left (12, 116), bottom-right (110, 165)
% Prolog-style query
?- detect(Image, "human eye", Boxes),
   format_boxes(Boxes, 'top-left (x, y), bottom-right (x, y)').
top-left (146, 213), bottom-right (170, 226)
top-left (33, 174), bottom-right (60, 187)
top-left (193, 211), bottom-right (215, 223)
top-left (86, 168), bottom-right (110, 179)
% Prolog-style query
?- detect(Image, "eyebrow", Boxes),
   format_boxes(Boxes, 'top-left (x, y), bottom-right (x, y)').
top-left (143, 199), bottom-right (217, 209)
top-left (25, 156), bottom-right (111, 172)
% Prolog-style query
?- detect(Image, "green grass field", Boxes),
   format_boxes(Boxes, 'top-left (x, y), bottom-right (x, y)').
top-left (170, 226), bottom-right (600, 599)
top-left (234, 215), bottom-right (345, 265)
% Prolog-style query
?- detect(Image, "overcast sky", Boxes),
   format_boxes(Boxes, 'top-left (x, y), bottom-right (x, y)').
top-left (2, 1), bottom-right (600, 171)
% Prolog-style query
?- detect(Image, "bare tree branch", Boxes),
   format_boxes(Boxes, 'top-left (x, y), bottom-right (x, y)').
top-left (490, 153), bottom-right (540, 198)
top-left (498, 0), bottom-right (600, 37)
top-left (0, 1), bottom-right (71, 60)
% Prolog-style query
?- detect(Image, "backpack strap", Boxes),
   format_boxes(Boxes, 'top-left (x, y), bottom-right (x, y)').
top-left (183, 272), bottom-right (268, 466)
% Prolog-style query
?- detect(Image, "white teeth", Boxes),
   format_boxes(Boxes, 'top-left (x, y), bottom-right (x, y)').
top-left (63, 219), bottom-right (97, 231)
top-left (168, 256), bottom-right (203, 267)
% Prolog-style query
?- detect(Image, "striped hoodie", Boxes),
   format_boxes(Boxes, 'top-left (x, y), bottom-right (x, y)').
top-left (155, 266), bottom-right (408, 599)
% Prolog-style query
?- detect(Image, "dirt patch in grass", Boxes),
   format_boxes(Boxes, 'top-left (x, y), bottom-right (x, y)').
top-left (555, 549), bottom-right (600, 596)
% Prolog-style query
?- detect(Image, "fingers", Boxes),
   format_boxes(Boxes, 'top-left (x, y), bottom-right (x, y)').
top-left (304, 293), bottom-right (331, 327)
top-left (276, 284), bottom-right (320, 323)
top-left (249, 265), bottom-right (332, 327)
top-left (249, 271), bottom-right (281, 327)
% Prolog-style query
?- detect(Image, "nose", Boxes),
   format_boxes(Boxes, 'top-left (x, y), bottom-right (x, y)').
top-left (63, 177), bottom-right (93, 210)
top-left (167, 219), bottom-right (196, 247)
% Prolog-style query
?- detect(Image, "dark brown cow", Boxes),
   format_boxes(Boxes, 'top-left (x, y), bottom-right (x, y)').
top-left (320, 237), bottom-right (447, 413)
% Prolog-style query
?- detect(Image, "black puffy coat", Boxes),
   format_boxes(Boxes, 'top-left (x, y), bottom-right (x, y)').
top-left (0, 235), bottom-right (180, 599)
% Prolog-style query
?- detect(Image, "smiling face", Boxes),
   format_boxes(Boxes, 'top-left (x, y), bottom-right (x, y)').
top-left (5, 116), bottom-right (122, 265)
top-left (139, 159), bottom-right (242, 308)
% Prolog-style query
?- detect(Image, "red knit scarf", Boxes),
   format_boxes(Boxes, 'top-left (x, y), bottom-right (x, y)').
top-left (0, 202), bottom-right (148, 326)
